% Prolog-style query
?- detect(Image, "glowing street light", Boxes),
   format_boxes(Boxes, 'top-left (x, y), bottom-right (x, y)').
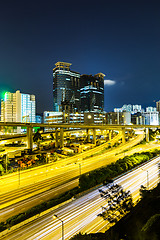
top-left (15, 159), bottom-right (20, 185)
top-left (53, 214), bottom-right (64, 240)
top-left (141, 169), bottom-right (149, 190)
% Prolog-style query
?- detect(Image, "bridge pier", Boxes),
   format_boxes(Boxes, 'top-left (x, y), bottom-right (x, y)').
top-left (109, 130), bottom-right (112, 141)
top-left (92, 129), bottom-right (96, 145)
top-left (55, 128), bottom-right (59, 148)
top-left (86, 129), bottom-right (90, 142)
top-left (146, 128), bottom-right (149, 142)
top-left (27, 126), bottom-right (33, 151)
top-left (60, 128), bottom-right (64, 148)
top-left (122, 127), bottom-right (126, 144)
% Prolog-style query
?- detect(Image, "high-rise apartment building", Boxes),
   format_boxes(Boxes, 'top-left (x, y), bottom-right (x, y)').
top-left (114, 104), bottom-right (143, 114)
top-left (53, 62), bottom-right (80, 112)
top-left (80, 73), bottom-right (105, 112)
top-left (1, 90), bottom-right (36, 123)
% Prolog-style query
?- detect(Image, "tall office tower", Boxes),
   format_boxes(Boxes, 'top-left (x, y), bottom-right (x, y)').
top-left (53, 62), bottom-right (80, 113)
top-left (1, 90), bottom-right (36, 123)
top-left (80, 73), bottom-right (105, 112)
top-left (156, 100), bottom-right (160, 112)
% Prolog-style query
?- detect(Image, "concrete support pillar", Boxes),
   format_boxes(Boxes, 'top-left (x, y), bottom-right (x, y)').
top-left (86, 129), bottom-right (90, 142)
top-left (60, 128), bottom-right (64, 148)
top-left (93, 129), bottom-right (96, 145)
top-left (117, 112), bottom-right (119, 125)
top-left (55, 128), bottom-right (59, 148)
top-left (17, 126), bottom-right (21, 134)
top-left (136, 117), bottom-right (139, 125)
top-left (122, 127), bottom-right (126, 144)
top-left (109, 130), bottom-right (112, 141)
top-left (146, 128), bottom-right (149, 142)
top-left (27, 126), bottom-right (33, 151)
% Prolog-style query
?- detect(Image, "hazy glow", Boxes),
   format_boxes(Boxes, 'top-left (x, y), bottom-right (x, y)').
top-left (104, 79), bottom-right (116, 86)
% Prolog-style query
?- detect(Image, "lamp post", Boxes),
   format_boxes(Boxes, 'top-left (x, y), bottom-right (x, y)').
top-left (79, 163), bottom-right (81, 176)
top-left (142, 169), bottom-right (149, 190)
top-left (53, 214), bottom-right (64, 240)
top-left (5, 154), bottom-right (8, 173)
top-left (46, 153), bottom-right (50, 176)
top-left (18, 162), bottom-right (20, 185)
top-left (15, 159), bottom-right (20, 185)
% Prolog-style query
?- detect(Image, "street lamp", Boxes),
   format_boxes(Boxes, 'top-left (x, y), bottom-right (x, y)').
top-left (53, 214), bottom-right (64, 240)
top-left (15, 159), bottom-right (20, 185)
top-left (5, 154), bottom-right (8, 173)
top-left (75, 162), bottom-right (82, 177)
top-left (79, 163), bottom-right (81, 176)
top-left (141, 169), bottom-right (149, 190)
top-left (46, 153), bottom-right (50, 176)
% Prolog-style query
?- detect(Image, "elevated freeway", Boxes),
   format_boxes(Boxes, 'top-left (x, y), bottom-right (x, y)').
top-left (0, 133), bottom-right (146, 222)
top-left (0, 122), bottom-right (158, 150)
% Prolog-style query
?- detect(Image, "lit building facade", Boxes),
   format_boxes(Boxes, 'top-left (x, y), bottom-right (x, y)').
top-left (114, 104), bottom-right (142, 114)
top-left (106, 111), bottom-right (131, 125)
top-left (146, 107), bottom-right (157, 112)
top-left (53, 62), bottom-right (105, 114)
top-left (156, 100), bottom-right (160, 112)
top-left (53, 62), bottom-right (80, 113)
top-left (1, 90), bottom-right (36, 123)
top-left (43, 111), bottom-right (105, 124)
top-left (36, 115), bottom-right (43, 123)
top-left (143, 111), bottom-right (159, 125)
top-left (80, 73), bottom-right (105, 112)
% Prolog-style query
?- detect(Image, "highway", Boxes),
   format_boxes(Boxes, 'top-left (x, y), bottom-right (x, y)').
top-left (1, 152), bottom-right (159, 240)
top-left (0, 133), bottom-right (158, 222)
top-left (0, 133), bottom-right (122, 194)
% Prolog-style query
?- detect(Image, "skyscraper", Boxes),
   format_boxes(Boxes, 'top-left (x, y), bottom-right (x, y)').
top-left (1, 90), bottom-right (36, 123)
top-left (53, 62), bottom-right (80, 113)
top-left (80, 73), bottom-right (105, 112)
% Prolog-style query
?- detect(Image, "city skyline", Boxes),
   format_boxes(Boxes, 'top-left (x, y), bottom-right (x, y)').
top-left (0, 1), bottom-right (160, 113)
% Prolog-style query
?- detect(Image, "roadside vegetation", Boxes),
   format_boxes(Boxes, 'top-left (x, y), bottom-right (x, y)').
top-left (79, 149), bottom-right (160, 191)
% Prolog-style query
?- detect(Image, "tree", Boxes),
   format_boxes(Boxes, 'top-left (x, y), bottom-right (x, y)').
top-left (50, 152), bottom-right (58, 162)
top-left (50, 133), bottom-right (54, 140)
top-left (139, 185), bottom-right (149, 199)
top-left (33, 130), bottom-right (42, 149)
top-left (0, 164), bottom-right (4, 175)
top-left (1, 154), bottom-right (10, 172)
top-left (98, 183), bottom-right (133, 224)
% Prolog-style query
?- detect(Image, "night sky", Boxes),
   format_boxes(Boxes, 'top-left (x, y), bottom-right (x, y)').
top-left (0, 0), bottom-right (160, 113)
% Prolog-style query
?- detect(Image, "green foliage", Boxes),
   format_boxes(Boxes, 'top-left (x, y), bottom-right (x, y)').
top-left (141, 214), bottom-right (160, 233)
top-left (0, 164), bottom-right (4, 174)
top-left (98, 185), bottom-right (133, 224)
top-left (79, 149), bottom-right (160, 191)
top-left (50, 133), bottom-right (54, 140)
top-left (70, 233), bottom-right (94, 239)
top-left (149, 129), bottom-right (156, 141)
top-left (70, 233), bottom-right (106, 240)
top-left (139, 185), bottom-right (148, 199)
top-left (33, 130), bottom-right (42, 142)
